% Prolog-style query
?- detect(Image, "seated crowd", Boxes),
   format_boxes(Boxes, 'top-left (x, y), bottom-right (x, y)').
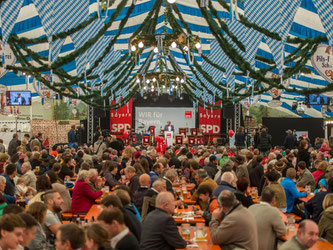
top-left (0, 130), bottom-right (332, 250)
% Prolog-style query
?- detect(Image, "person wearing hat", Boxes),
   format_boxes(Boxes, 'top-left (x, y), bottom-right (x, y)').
top-left (231, 155), bottom-right (249, 182)
top-left (204, 155), bottom-right (218, 179)
top-left (266, 170), bottom-right (287, 212)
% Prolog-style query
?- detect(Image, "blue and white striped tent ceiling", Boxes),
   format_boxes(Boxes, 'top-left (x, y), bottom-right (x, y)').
top-left (0, 0), bottom-right (332, 117)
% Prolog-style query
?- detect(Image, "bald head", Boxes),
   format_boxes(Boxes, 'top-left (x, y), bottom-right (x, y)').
top-left (156, 192), bottom-right (175, 215)
top-left (221, 172), bottom-right (235, 185)
top-left (139, 174), bottom-right (151, 187)
top-left (297, 220), bottom-right (319, 248)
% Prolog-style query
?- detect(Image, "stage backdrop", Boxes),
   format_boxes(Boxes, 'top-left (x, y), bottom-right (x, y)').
top-left (110, 99), bottom-right (133, 134)
top-left (262, 117), bottom-right (324, 146)
top-left (198, 102), bottom-right (222, 134)
top-left (135, 107), bottom-right (195, 135)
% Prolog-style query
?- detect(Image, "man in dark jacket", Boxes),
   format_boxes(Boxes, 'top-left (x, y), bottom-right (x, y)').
top-left (213, 172), bottom-right (236, 198)
top-left (305, 177), bottom-right (333, 223)
top-left (8, 133), bottom-right (20, 156)
top-left (284, 130), bottom-right (297, 149)
top-left (257, 128), bottom-right (272, 155)
top-left (140, 192), bottom-right (187, 250)
top-left (97, 207), bottom-right (139, 250)
top-left (133, 174), bottom-right (150, 214)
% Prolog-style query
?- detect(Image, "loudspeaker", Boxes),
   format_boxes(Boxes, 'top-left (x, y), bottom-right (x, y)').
top-left (223, 105), bottom-right (234, 119)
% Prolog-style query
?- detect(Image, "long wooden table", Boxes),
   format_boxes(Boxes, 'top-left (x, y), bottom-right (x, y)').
top-left (84, 204), bottom-right (102, 222)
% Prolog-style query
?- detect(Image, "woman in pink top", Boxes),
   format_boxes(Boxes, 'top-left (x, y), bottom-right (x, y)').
top-left (312, 161), bottom-right (328, 184)
top-left (71, 170), bottom-right (103, 213)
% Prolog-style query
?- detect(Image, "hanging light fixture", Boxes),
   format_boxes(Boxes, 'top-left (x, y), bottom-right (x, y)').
top-left (138, 41), bottom-right (144, 48)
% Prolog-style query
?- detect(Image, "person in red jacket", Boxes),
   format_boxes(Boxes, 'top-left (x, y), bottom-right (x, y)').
top-left (71, 170), bottom-right (103, 213)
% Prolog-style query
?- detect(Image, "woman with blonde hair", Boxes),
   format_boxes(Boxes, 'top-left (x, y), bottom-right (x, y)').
top-left (319, 193), bottom-right (333, 243)
top-left (85, 223), bottom-right (111, 250)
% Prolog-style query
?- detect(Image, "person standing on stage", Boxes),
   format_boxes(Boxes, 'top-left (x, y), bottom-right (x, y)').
top-left (67, 125), bottom-right (77, 150)
top-left (164, 121), bottom-right (174, 133)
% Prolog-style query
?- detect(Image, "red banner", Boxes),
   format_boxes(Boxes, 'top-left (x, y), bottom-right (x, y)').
top-left (110, 98), bottom-right (133, 136)
top-left (198, 101), bottom-right (222, 134)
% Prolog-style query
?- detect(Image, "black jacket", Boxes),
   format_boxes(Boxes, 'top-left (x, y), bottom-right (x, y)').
top-left (133, 186), bottom-right (149, 214)
top-left (115, 231), bottom-right (139, 250)
top-left (257, 132), bottom-right (272, 151)
top-left (248, 162), bottom-right (264, 189)
top-left (124, 205), bottom-right (141, 241)
top-left (140, 208), bottom-right (187, 250)
top-left (58, 163), bottom-right (74, 180)
top-left (284, 134), bottom-right (297, 149)
top-left (235, 132), bottom-right (246, 147)
top-left (297, 148), bottom-right (310, 167)
top-left (204, 163), bottom-right (218, 180)
top-left (234, 190), bottom-right (254, 208)
top-left (305, 191), bottom-right (333, 223)
top-left (8, 139), bottom-right (20, 156)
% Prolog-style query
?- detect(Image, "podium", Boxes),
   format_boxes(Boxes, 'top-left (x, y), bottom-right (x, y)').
top-left (165, 131), bottom-right (173, 146)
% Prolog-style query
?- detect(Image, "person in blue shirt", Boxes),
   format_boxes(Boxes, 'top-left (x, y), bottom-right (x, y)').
top-left (281, 168), bottom-right (308, 219)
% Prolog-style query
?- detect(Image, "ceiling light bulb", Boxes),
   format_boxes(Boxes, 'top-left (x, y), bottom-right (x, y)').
top-left (152, 85), bottom-right (155, 89)
top-left (167, 0), bottom-right (176, 3)
top-left (171, 42), bottom-right (177, 48)
top-left (180, 79), bottom-right (185, 83)
top-left (154, 47), bottom-right (158, 53)
top-left (163, 85), bottom-right (166, 88)
top-left (138, 42), bottom-right (144, 48)
top-left (195, 42), bottom-right (201, 49)
top-left (183, 46), bottom-right (189, 51)
top-left (136, 79), bottom-right (140, 83)
top-left (144, 86), bottom-right (147, 90)
top-left (146, 79), bottom-right (150, 84)
top-left (131, 45), bottom-right (136, 52)
top-left (153, 78), bottom-right (156, 82)
top-left (176, 77), bottom-right (180, 81)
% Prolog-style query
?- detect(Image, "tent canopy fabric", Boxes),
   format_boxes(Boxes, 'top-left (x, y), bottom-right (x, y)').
top-left (0, 0), bottom-right (332, 117)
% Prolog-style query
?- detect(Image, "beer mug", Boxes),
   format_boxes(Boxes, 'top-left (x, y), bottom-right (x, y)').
top-left (181, 224), bottom-right (191, 241)
top-left (195, 223), bottom-right (206, 241)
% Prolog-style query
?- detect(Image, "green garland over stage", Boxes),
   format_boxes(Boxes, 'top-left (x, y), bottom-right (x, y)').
top-left (3, 0), bottom-right (331, 109)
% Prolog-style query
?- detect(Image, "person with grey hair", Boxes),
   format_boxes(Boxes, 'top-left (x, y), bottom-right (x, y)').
top-left (140, 192), bottom-right (187, 250)
top-left (141, 178), bottom-right (166, 222)
top-left (22, 161), bottom-right (37, 190)
top-left (192, 169), bottom-right (217, 209)
top-left (88, 168), bottom-right (105, 192)
top-left (163, 169), bottom-right (177, 195)
top-left (0, 176), bottom-right (14, 204)
top-left (71, 170), bottom-right (103, 213)
top-left (213, 172), bottom-right (236, 198)
top-left (210, 190), bottom-right (258, 250)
